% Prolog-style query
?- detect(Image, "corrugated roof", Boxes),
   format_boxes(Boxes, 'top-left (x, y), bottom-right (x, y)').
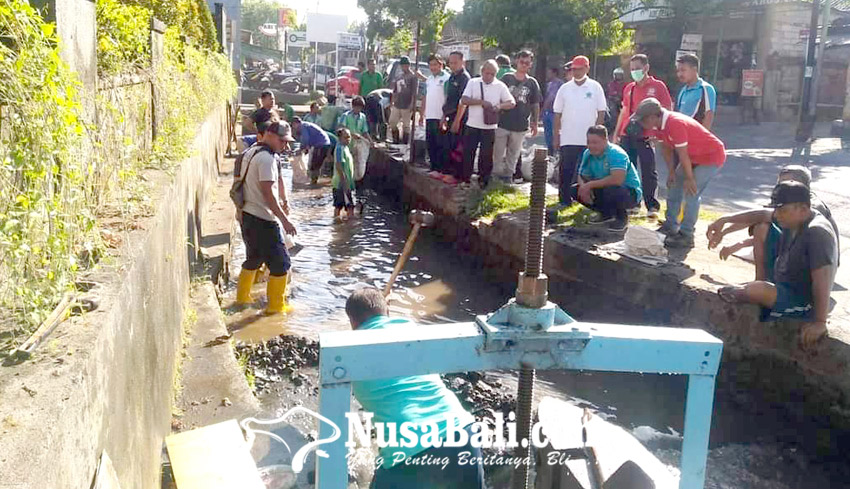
top-left (830, 0), bottom-right (850, 13)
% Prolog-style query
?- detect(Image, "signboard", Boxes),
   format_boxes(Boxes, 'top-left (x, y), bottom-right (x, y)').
top-left (287, 30), bottom-right (308, 48)
top-left (278, 8), bottom-right (293, 27)
top-left (306, 13), bottom-right (348, 44)
top-left (741, 69), bottom-right (764, 97)
top-left (438, 44), bottom-right (470, 60)
top-left (680, 34), bottom-right (702, 52)
top-left (337, 32), bottom-right (363, 50)
top-left (258, 23), bottom-right (277, 37)
top-left (675, 50), bottom-right (697, 62)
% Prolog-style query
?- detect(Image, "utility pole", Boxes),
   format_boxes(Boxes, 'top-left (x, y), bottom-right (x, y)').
top-left (796, 0), bottom-right (822, 142)
top-left (410, 21), bottom-right (420, 165)
top-left (810, 0), bottom-right (831, 119)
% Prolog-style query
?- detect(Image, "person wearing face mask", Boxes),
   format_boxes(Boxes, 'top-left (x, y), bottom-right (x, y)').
top-left (552, 55), bottom-right (608, 207)
top-left (614, 54), bottom-right (673, 220)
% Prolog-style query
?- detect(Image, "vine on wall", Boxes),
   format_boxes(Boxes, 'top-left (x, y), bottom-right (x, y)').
top-left (0, 0), bottom-right (235, 348)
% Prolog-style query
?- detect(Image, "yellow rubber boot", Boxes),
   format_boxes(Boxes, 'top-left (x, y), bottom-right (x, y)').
top-left (265, 273), bottom-right (291, 314)
top-left (236, 269), bottom-right (258, 305)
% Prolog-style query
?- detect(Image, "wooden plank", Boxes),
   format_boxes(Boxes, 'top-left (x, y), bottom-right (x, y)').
top-left (166, 420), bottom-right (265, 489)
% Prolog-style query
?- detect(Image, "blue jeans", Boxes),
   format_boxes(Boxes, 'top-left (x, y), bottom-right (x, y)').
top-left (543, 110), bottom-right (556, 155)
top-left (665, 164), bottom-right (720, 237)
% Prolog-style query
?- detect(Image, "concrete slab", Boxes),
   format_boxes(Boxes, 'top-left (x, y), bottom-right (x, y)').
top-left (173, 283), bottom-right (259, 432)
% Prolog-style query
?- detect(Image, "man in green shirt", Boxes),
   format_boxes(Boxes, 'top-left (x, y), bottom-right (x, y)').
top-left (345, 287), bottom-right (485, 489)
top-left (337, 96), bottom-right (372, 184)
top-left (495, 54), bottom-right (515, 80)
top-left (359, 59), bottom-right (384, 97)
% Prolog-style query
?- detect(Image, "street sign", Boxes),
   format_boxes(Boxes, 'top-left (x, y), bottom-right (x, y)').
top-left (259, 23), bottom-right (277, 37)
top-left (306, 13), bottom-right (348, 44)
top-left (438, 44), bottom-right (470, 60)
top-left (287, 30), bottom-right (308, 48)
top-left (741, 69), bottom-right (764, 97)
top-left (680, 34), bottom-right (702, 52)
top-left (676, 49), bottom-right (697, 62)
top-left (337, 32), bottom-right (363, 50)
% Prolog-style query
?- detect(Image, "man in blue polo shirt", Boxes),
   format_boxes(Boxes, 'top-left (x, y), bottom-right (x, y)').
top-left (675, 53), bottom-right (717, 130)
top-left (291, 117), bottom-right (333, 185)
top-left (345, 287), bottom-right (485, 489)
top-left (573, 125), bottom-right (642, 232)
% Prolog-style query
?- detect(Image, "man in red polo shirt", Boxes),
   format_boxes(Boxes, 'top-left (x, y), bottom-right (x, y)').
top-left (633, 97), bottom-right (725, 249)
top-left (614, 54), bottom-right (672, 220)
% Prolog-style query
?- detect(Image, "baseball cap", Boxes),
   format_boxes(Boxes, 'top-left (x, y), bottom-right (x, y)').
top-left (768, 181), bottom-right (811, 208)
top-left (778, 165), bottom-right (812, 188)
top-left (570, 56), bottom-right (590, 69)
top-left (399, 56), bottom-right (410, 65)
top-left (563, 61), bottom-right (573, 70)
top-left (631, 97), bottom-right (663, 122)
top-left (261, 88), bottom-right (274, 97)
top-left (267, 121), bottom-right (295, 142)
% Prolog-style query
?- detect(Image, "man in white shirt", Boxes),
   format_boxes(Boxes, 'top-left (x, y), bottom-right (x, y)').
top-left (419, 54), bottom-right (451, 176)
top-left (552, 55), bottom-right (607, 205)
top-left (235, 121), bottom-right (298, 315)
top-left (451, 59), bottom-right (516, 188)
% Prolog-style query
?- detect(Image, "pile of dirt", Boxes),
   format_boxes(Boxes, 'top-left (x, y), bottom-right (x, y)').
top-left (235, 336), bottom-right (319, 393)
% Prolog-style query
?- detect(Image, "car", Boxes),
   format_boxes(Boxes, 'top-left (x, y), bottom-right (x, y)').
top-left (325, 67), bottom-right (362, 97)
top-left (302, 64), bottom-right (337, 89)
top-left (383, 59), bottom-right (429, 98)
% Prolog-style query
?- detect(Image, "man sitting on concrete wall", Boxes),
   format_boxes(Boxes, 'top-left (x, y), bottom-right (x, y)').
top-left (716, 181), bottom-right (838, 349)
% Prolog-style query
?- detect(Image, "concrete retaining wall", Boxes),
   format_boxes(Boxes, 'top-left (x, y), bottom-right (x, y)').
top-left (364, 149), bottom-right (850, 455)
top-left (0, 108), bottom-right (227, 489)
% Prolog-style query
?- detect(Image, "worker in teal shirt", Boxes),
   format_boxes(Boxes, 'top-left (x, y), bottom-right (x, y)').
top-left (573, 125), bottom-right (643, 232)
top-left (345, 287), bottom-right (485, 489)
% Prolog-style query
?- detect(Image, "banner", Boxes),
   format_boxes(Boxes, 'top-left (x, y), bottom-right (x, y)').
top-left (741, 70), bottom-right (764, 97)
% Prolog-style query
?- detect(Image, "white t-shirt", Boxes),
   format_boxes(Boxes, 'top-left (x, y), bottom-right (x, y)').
top-left (552, 78), bottom-right (607, 146)
top-left (424, 71), bottom-right (450, 120)
top-left (242, 146), bottom-right (280, 223)
top-left (462, 78), bottom-right (515, 130)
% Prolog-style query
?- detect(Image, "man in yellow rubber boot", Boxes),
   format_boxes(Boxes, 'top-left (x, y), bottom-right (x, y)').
top-left (235, 121), bottom-right (298, 313)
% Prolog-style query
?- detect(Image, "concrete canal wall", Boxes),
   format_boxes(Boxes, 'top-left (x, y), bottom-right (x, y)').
top-left (0, 109), bottom-right (228, 489)
top-left (365, 148), bottom-right (850, 451)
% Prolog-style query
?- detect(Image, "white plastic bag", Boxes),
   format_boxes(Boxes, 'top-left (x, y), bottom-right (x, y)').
top-left (291, 152), bottom-right (310, 185)
top-left (352, 139), bottom-right (370, 181)
top-left (624, 226), bottom-right (667, 258)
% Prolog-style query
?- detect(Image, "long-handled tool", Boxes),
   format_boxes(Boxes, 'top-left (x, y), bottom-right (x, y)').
top-left (383, 210), bottom-right (435, 297)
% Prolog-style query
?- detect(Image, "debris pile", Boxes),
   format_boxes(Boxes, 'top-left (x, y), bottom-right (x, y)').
top-left (236, 336), bottom-right (319, 393)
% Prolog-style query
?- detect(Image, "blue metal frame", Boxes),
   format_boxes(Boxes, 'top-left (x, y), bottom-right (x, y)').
top-left (316, 320), bottom-right (722, 489)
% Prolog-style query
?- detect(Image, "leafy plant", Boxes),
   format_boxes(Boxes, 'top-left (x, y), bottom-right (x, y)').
top-left (96, 0), bottom-right (152, 76)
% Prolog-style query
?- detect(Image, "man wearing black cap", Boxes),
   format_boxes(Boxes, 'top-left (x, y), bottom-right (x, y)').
top-left (235, 121), bottom-right (298, 315)
top-left (718, 181), bottom-right (838, 348)
top-left (388, 56), bottom-right (419, 143)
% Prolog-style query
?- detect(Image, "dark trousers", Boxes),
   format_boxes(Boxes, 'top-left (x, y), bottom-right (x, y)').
top-left (241, 212), bottom-right (291, 276)
top-left (445, 113), bottom-right (464, 179)
top-left (365, 96), bottom-right (384, 138)
top-left (426, 119), bottom-right (445, 172)
top-left (622, 136), bottom-right (660, 211)
top-left (462, 126), bottom-right (495, 185)
top-left (571, 185), bottom-right (639, 220)
top-left (370, 425), bottom-right (485, 489)
top-left (308, 145), bottom-right (331, 180)
top-left (558, 145), bottom-right (586, 205)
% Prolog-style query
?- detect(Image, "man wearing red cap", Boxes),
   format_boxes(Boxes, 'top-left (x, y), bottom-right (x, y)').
top-left (552, 55), bottom-right (608, 206)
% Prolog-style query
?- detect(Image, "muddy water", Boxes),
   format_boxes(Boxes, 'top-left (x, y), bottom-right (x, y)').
top-left (226, 167), bottom-right (848, 488)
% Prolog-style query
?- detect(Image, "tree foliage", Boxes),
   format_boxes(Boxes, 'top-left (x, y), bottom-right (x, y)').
top-left (383, 26), bottom-right (413, 57)
top-left (458, 0), bottom-right (630, 57)
top-left (125, 0), bottom-right (219, 50)
top-left (358, 0), bottom-right (449, 56)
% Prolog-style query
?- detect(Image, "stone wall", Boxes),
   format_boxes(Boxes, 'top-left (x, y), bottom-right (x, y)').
top-left (0, 108), bottom-right (228, 489)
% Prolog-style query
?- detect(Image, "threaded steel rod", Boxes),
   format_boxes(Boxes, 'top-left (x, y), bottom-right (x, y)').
top-left (524, 148), bottom-right (548, 278)
top-left (514, 366), bottom-right (536, 489)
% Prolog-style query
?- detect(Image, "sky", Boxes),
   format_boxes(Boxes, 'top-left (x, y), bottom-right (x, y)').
top-left (290, 0), bottom-right (465, 26)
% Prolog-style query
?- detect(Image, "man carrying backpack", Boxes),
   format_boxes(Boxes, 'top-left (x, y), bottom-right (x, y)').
top-left (233, 121), bottom-right (298, 315)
